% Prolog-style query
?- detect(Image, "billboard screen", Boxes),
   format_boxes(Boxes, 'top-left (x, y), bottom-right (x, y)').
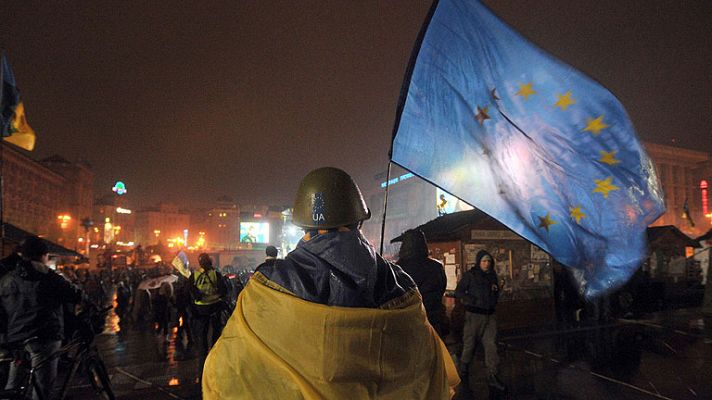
top-left (240, 222), bottom-right (270, 244)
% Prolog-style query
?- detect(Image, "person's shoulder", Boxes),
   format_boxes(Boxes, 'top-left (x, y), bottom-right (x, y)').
top-left (425, 257), bottom-right (444, 268)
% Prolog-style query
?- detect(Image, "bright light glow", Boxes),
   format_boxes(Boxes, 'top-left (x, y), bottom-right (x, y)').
top-left (116, 207), bottom-right (132, 214)
top-left (90, 244), bottom-right (99, 249)
top-left (702, 180), bottom-right (708, 216)
top-left (112, 181), bottom-right (127, 195)
top-left (57, 214), bottom-right (71, 229)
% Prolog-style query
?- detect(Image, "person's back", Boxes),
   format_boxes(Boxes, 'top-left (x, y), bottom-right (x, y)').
top-left (396, 229), bottom-right (447, 335)
top-left (203, 167), bottom-right (459, 399)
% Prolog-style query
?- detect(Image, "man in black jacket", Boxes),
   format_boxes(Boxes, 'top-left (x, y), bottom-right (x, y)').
top-left (454, 249), bottom-right (504, 390)
top-left (0, 236), bottom-right (85, 399)
top-left (396, 229), bottom-right (447, 337)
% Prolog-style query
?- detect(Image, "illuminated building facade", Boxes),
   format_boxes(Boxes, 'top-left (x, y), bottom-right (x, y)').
top-left (134, 203), bottom-right (190, 247)
top-left (204, 196), bottom-right (240, 250)
top-left (2, 143), bottom-right (94, 249)
top-left (644, 142), bottom-right (711, 236)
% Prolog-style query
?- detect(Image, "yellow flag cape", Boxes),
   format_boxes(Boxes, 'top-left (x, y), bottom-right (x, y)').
top-left (203, 272), bottom-right (459, 399)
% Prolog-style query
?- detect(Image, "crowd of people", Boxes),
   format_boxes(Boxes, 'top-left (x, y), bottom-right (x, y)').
top-left (0, 167), bottom-right (511, 399)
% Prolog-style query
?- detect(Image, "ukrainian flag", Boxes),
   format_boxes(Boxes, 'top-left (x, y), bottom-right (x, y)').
top-left (1, 54), bottom-right (36, 151)
top-left (203, 272), bottom-right (459, 399)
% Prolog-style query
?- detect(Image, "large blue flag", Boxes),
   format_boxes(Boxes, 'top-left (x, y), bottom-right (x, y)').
top-left (391, 0), bottom-right (665, 297)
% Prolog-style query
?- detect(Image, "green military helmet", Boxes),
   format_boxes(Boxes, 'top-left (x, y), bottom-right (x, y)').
top-left (292, 167), bottom-right (371, 229)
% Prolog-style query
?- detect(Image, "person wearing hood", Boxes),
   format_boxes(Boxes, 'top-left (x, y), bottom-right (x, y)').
top-left (202, 167), bottom-right (459, 399)
top-left (396, 229), bottom-right (447, 337)
top-left (0, 236), bottom-right (85, 400)
top-left (454, 250), bottom-right (504, 391)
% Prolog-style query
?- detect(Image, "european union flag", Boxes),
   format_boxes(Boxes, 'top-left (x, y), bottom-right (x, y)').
top-left (391, 0), bottom-right (665, 297)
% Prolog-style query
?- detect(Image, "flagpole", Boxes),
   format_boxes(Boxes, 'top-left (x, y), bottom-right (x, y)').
top-left (378, 161), bottom-right (393, 255)
top-left (0, 51), bottom-right (5, 257)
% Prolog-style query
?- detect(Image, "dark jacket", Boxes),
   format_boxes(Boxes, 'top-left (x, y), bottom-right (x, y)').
top-left (398, 257), bottom-right (446, 324)
top-left (258, 229), bottom-right (416, 308)
top-left (455, 250), bottom-right (499, 314)
top-left (0, 260), bottom-right (84, 344)
top-left (396, 229), bottom-right (447, 326)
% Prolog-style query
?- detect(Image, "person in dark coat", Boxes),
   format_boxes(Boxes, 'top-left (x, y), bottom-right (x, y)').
top-left (256, 245), bottom-right (278, 271)
top-left (454, 249), bottom-right (504, 390)
top-left (396, 229), bottom-right (447, 337)
top-left (0, 237), bottom-right (85, 400)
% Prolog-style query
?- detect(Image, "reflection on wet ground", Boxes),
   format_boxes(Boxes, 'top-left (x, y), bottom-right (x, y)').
top-left (75, 299), bottom-right (712, 399)
top-left (457, 310), bottom-right (712, 399)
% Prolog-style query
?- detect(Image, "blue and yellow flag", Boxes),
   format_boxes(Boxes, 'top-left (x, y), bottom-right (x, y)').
top-left (171, 250), bottom-right (191, 278)
top-left (1, 54), bottom-right (36, 151)
top-left (391, 0), bottom-right (665, 297)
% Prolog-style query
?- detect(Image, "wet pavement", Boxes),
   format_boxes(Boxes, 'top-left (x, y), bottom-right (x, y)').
top-left (456, 308), bottom-right (712, 399)
top-left (70, 306), bottom-right (712, 399)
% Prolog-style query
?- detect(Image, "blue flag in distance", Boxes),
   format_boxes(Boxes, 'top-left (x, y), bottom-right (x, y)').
top-left (391, 0), bottom-right (665, 297)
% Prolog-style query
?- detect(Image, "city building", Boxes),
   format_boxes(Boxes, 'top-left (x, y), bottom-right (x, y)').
top-left (1, 143), bottom-right (94, 250)
top-left (204, 196), bottom-right (240, 250)
top-left (644, 141), bottom-right (711, 236)
top-left (134, 202), bottom-right (190, 247)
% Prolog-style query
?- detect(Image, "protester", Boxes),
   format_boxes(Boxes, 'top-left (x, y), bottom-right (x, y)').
top-left (396, 229), bottom-right (448, 337)
top-left (454, 250), bottom-right (504, 391)
top-left (189, 253), bottom-right (227, 381)
top-left (0, 236), bottom-right (85, 400)
top-left (173, 275), bottom-right (193, 346)
top-left (202, 167), bottom-right (459, 399)
top-left (154, 282), bottom-right (173, 341)
top-left (255, 245), bottom-right (278, 271)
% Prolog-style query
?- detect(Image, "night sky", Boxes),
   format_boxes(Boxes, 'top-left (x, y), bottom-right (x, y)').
top-left (2, 1), bottom-right (710, 209)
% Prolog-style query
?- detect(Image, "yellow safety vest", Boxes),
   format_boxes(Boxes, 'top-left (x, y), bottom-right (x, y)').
top-left (193, 269), bottom-right (221, 306)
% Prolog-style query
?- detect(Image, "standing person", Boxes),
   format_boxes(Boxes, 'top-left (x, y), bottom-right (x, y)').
top-left (396, 229), bottom-right (448, 337)
top-left (189, 253), bottom-right (227, 380)
top-left (0, 237), bottom-right (85, 400)
top-left (202, 167), bottom-right (459, 399)
top-left (174, 275), bottom-right (193, 346)
top-left (255, 245), bottom-right (278, 271)
top-left (454, 250), bottom-right (504, 390)
top-left (115, 280), bottom-right (131, 324)
top-left (154, 282), bottom-right (173, 341)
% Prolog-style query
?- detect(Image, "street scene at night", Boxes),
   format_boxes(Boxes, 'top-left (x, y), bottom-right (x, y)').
top-left (1, 0), bottom-right (711, 399)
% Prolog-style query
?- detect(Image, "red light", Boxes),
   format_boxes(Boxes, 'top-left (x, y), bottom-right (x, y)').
top-left (702, 180), bottom-right (708, 215)
top-left (253, 213), bottom-right (263, 218)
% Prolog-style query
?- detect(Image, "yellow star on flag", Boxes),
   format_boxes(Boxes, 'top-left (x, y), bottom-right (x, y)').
top-left (599, 150), bottom-right (621, 165)
top-left (475, 105), bottom-right (490, 125)
top-left (569, 206), bottom-right (586, 224)
top-left (516, 83), bottom-right (536, 100)
top-left (583, 115), bottom-right (609, 135)
top-left (538, 212), bottom-right (556, 232)
top-left (593, 176), bottom-right (619, 198)
top-left (554, 91), bottom-right (576, 110)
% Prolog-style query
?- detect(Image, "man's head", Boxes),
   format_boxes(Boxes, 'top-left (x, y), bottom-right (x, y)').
top-left (292, 167), bottom-right (371, 230)
top-left (397, 229), bottom-right (428, 260)
top-left (265, 245), bottom-right (278, 259)
top-left (20, 236), bottom-right (49, 263)
top-left (476, 250), bottom-right (494, 272)
top-left (198, 253), bottom-right (213, 270)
